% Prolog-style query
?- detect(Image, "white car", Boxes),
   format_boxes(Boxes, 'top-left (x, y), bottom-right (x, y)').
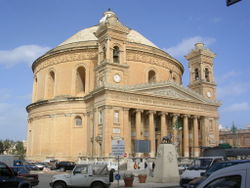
top-left (50, 164), bottom-right (112, 188)
top-left (197, 162), bottom-right (250, 188)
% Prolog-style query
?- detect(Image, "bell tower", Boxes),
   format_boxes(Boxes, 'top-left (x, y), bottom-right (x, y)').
top-left (95, 10), bottom-right (129, 87)
top-left (185, 43), bottom-right (217, 100)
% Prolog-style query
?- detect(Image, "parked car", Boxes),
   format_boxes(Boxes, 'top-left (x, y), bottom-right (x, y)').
top-left (185, 160), bottom-right (250, 188)
top-left (180, 156), bottom-right (224, 186)
top-left (55, 161), bottom-right (76, 171)
top-left (197, 162), bottom-right (250, 188)
top-left (50, 164), bottom-right (113, 188)
top-left (14, 160), bottom-right (39, 171)
top-left (11, 166), bottom-right (39, 186)
top-left (34, 162), bottom-right (45, 170)
top-left (0, 161), bottom-right (31, 188)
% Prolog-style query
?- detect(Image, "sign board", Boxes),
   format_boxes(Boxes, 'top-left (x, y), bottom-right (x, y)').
top-left (134, 140), bottom-right (150, 153)
top-left (115, 174), bottom-right (121, 180)
top-left (112, 140), bottom-right (125, 156)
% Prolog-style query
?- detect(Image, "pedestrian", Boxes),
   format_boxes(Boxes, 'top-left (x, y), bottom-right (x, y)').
top-left (134, 161), bottom-right (138, 169)
top-left (152, 162), bottom-right (155, 172)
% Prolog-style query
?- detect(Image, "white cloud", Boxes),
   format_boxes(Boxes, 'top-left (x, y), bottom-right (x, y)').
top-left (0, 102), bottom-right (27, 140)
top-left (222, 102), bottom-right (250, 112)
top-left (0, 45), bottom-right (50, 68)
top-left (217, 82), bottom-right (250, 98)
top-left (164, 36), bottom-right (216, 57)
top-left (218, 71), bottom-right (239, 84)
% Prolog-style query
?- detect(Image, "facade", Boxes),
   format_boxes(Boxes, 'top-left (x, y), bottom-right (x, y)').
top-left (26, 11), bottom-right (220, 161)
top-left (220, 126), bottom-right (250, 147)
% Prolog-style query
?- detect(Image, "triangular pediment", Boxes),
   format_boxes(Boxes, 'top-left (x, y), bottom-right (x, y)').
top-left (127, 81), bottom-right (218, 104)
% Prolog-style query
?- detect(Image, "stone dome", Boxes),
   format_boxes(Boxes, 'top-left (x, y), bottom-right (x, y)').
top-left (58, 26), bottom-right (159, 49)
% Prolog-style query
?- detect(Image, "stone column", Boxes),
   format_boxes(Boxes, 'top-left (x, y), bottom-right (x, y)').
top-left (202, 117), bottom-right (208, 147)
top-left (172, 114), bottom-right (178, 144)
top-left (193, 116), bottom-right (199, 157)
top-left (148, 111), bottom-right (156, 157)
top-left (183, 115), bottom-right (189, 158)
top-left (160, 112), bottom-right (168, 140)
top-left (103, 106), bottom-right (113, 157)
top-left (135, 109), bottom-right (143, 140)
top-left (214, 118), bottom-right (219, 145)
top-left (123, 108), bottom-right (131, 155)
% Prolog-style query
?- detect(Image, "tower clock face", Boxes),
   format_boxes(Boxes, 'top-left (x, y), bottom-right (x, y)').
top-left (113, 74), bottom-right (121, 83)
top-left (207, 91), bottom-right (212, 98)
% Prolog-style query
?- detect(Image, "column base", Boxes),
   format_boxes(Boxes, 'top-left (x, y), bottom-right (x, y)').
top-left (194, 151), bottom-right (200, 157)
top-left (184, 152), bottom-right (189, 158)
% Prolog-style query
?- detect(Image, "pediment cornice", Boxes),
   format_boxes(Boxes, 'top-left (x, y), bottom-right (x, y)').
top-left (98, 81), bottom-right (220, 106)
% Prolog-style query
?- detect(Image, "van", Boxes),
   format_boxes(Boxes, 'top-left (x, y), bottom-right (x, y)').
top-left (197, 162), bottom-right (250, 188)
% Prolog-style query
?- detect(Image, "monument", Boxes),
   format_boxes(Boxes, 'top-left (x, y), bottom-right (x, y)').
top-left (153, 137), bottom-right (180, 185)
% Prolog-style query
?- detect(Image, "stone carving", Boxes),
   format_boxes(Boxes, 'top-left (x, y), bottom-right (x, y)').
top-left (152, 88), bottom-right (190, 100)
top-left (161, 133), bottom-right (173, 144)
top-left (34, 50), bottom-right (97, 73)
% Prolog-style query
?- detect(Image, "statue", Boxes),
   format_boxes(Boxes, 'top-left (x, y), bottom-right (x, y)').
top-left (161, 133), bottom-right (172, 144)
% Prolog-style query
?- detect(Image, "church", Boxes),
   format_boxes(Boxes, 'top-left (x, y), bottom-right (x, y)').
top-left (26, 10), bottom-right (220, 161)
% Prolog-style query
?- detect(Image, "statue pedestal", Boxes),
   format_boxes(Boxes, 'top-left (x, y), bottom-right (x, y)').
top-left (153, 144), bottom-right (180, 185)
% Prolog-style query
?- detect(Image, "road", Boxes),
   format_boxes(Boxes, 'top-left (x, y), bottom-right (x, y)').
top-left (36, 172), bottom-right (182, 188)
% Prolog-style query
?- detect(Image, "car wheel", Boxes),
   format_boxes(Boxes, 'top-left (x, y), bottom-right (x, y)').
top-left (53, 181), bottom-right (67, 188)
top-left (91, 182), bottom-right (105, 188)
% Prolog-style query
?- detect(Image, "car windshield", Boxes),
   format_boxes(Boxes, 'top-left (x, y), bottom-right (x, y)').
top-left (92, 165), bottom-right (108, 175)
top-left (205, 163), bottom-right (227, 176)
top-left (189, 159), bottom-right (213, 170)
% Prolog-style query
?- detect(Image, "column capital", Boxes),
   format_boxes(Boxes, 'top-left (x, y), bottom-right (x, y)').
top-left (134, 109), bottom-right (143, 113)
top-left (147, 110), bottom-right (156, 115)
top-left (170, 113), bottom-right (180, 117)
top-left (192, 115), bottom-right (200, 119)
top-left (159, 112), bottom-right (168, 116)
top-left (181, 114), bottom-right (190, 118)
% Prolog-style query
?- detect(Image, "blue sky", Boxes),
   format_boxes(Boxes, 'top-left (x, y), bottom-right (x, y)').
top-left (0, 0), bottom-right (249, 140)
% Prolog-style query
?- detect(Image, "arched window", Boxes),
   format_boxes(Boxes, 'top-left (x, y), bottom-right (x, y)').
top-left (47, 71), bottom-right (55, 99)
top-left (75, 116), bottom-right (82, 126)
top-left (76, 66), bottom-right (86, 95)
top-left (195, 68), bottom-right (199, 80)
top-left (148, 70), bottom-right (156, 83)
top-left (33, 76), bottom-right (38, 102)
top-left (113, 46), bottom-right (120, 63)
top-left (205, 68), bottom-right (210, 82)
top-left (103, 46), bottom-right (106, 61)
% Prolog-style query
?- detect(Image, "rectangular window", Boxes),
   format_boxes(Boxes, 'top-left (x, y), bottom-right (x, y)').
top-left (114, 111), bottom-right (119, 123)
top-left (99, 110), bottom-right (103, 124)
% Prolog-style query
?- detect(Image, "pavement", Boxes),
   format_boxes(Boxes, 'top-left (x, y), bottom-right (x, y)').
top-left (34, 170), bottom-right (182, 188)
top-left (110, 176), bottom-right (181, 188)
top-left (110, 181), bottom-right (181, 188)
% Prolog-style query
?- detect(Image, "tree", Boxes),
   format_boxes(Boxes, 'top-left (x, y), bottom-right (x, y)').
top-left (2, 139), bottom-right (14, 154)
top-left (231, 122), bottom-right (238, 147)
top-left (14, 141), bottom-right (26, 160)
top-left (231, 122), bottom-right (237, 134)
top-left (0, 141), bottom-right (4, 154)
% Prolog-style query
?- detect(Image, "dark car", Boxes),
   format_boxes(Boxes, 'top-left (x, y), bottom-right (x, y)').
top-left (0, 162), bottom-right (31, 188)
top-left (185, 160), bottom-right (250, 188)
top-left (11, 166), bottom-right (39, 186)
top-left (55, 161), bottom-right (76, 171)
top-left (13, 160), bottom-right (39, 171)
